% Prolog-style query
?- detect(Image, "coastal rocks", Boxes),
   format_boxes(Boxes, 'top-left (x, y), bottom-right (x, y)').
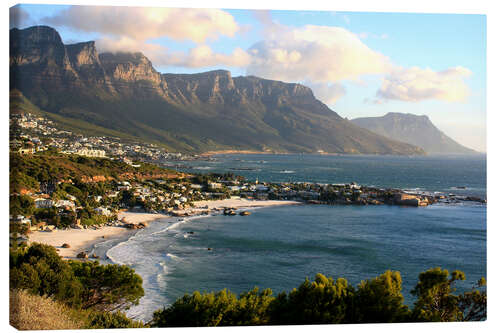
top-left (90, 253), bottom-right (100, 259)
top-left (76, 252), bottom-right (88, 259)
top-left (61, 243), bottom-right (70, 248)
top-left (464, 196), bottom-right (487, 203)
top-left (223, 208), bottom-right (237, 216)
top-left (239, 211), bottom-right (251, 216)
top-left (124, 222), bottom-right (147, 229)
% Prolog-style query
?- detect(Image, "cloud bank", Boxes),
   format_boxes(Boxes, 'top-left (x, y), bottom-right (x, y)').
top-left (43, 6), bottom-right (239, 43)
top-left (376, 66), bottom-right (472, 102)
top-left (246, 25), bottom-right (391, 84)
top-left (39, 6), bottom-right (472, 106)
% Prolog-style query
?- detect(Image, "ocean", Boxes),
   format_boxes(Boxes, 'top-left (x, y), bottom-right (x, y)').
top-left (96, 154), bottom-right (487, 321)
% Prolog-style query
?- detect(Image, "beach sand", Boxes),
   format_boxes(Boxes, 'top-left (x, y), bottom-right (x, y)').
top-left (192, 198), bottom-right (301, 210)
top-left (28, 211), bottom-right (170, 260)
top-left (28, 200), bottom-right (301, 260)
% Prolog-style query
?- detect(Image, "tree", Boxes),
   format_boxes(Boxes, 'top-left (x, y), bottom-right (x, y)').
top-left (268, 273), bottom-right (353, 325)
top-left (86, 311), bottom-right (146, 329)
top-left (9, 194), bottom-right (35, 216)
top-left (69, 260), bottom-right (144, 311)
top-left (457, 277), bottom-right (487, 321)
top-left (225, 288), bottom-right (274, 326)
top-left (350, 270), bottom-right (410, 323)
top-left (151, 268), bottom-right (486, 327)
top-left (152, 289), bottom-right (240, 327)
top-left (410, 267), bottom-right (486, 322)
top-left (10, 243), bottom-right (145, 312)
top-left (9, 243), bottom-right (83, 307)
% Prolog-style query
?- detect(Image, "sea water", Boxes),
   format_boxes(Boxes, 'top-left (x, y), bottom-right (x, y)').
top-left (103, 154), bottom-right (486, 321)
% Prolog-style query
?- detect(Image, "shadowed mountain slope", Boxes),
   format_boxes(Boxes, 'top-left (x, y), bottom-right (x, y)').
top-left (10, 25), bottom-right (424, 155)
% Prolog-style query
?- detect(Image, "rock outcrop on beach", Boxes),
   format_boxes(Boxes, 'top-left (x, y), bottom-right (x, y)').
top-left (351, 112), bottom-right (477, 154)
top-left (10, 25), bottom-right (425, 155)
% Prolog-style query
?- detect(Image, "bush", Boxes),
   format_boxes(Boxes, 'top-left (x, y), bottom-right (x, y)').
top-left (152, 269), bottom-right (486, 327)
top-left (86, 311), bottom-right (147, 328)
top-left (10, 243), bottom-right (144, 312)
top-left (69, 260), bottom-right (144, 311)
top-left (9, 243), bottom-right (83, 307)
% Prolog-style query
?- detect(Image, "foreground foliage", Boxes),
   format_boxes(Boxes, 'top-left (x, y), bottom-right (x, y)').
top-left (10, 289), bottom-right (86, 330)
top-left (10, 289), bottom-right (146, 330)
top-left (9, 243), bottom-right (486, 329)
top-left (152, 269), bottom-right (486, 327)
top-left (10, 243), bottom-right (144, 310)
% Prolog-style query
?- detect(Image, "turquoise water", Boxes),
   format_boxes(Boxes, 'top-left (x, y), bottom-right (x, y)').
top-left (103, 154), bottom-right (486, 321)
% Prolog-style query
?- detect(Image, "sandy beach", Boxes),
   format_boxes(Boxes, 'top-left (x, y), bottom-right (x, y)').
top-left (28, 211), bottom-right (170, 260)
top-left (28, 199), bottom-right (301, 260)
top-left (192, 198), bottom-right (302, 210)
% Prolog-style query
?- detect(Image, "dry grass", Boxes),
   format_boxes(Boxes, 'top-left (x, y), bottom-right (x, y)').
top-left (9, 289), bottom-right (85, 330)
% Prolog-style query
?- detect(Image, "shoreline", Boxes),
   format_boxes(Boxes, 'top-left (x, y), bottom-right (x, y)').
top-left (27, 199), bottom-right (302, 260)
top-left (28, 211), bottom-right (170, 260)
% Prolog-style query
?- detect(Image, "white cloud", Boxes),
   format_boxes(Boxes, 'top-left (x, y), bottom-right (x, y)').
top-left (43, 6), bottom-right (239, 43)
top-left (376, 66), bottom-right (472, 102)
top-left (246, 25), bottom-right (392, 84)
top-left (39, 6), bottom-right (471, 106)
top-left (157, 45), bottom-right (251, 68)
top-left (306, 82), bottom-right (346, 104)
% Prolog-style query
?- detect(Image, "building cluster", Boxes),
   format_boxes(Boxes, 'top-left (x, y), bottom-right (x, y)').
top-left (9, 112), bottom-right (199, 162)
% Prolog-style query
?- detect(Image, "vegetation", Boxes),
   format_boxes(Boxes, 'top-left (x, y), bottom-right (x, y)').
top-left (10, 289), bottom-right (86, 330)
top-left (10, 243), bottom-right (144, 310)
top-left (9, 242), bottom-right (486, 329)
top-left (69, 260), bottom-right (145, 311)
top-left (10, 289), bottom-right (147, 330)
top-left (10, 151), bottom-right (178, 194)
top-left (85, 311), bottom-right (147, 329)
top-left (152, 269), bottom-right (486, 327)
top-left (9, 194), bottom-right (35, 216)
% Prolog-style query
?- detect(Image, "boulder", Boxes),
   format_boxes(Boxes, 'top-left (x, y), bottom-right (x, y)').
top-left (239, 211), bottom-right (251, 216)
top-left (76, 252), bottom-right (88, 259)
top-left (61, 243), bottom-right (71, 248)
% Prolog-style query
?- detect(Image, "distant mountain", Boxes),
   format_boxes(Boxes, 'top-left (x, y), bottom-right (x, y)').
top-left (10, 25), bottom-right (425, 155)
top-left (351, 112), bottom-right (476, 154)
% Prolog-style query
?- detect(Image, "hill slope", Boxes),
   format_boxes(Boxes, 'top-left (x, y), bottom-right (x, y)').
top-left (351, 112), bottom-right (476, 154)
top-left (10, 25), bottom-right (424, 155)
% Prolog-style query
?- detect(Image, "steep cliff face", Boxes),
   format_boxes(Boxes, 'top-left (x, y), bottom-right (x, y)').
top-left (351, 112), bottom-right (476, 154)
top-left (98, 52), bottom-right (169, 99)
top-left (10, 25), bottom-right (426, 155)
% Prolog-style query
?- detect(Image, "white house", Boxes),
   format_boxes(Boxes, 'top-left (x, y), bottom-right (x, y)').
top-left (94, 207), bottom-right (112, 216)
top-left (208, 182), bottom-right (222, 189)
top-left (34, 198), bottom-right (54, 209)
top-left (54, 200), bottom-right (76, 209)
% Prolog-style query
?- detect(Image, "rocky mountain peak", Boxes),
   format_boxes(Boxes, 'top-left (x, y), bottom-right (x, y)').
top-left (352, 112), bottom-right (476, 154)
top-left (66, 41), bottom-right (100, 67)
top-left (98, 51), bottom-right (162, 84)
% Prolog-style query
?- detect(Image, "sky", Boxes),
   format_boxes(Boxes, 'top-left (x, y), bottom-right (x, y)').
top-left (9, 2), bottom-right (487, 152)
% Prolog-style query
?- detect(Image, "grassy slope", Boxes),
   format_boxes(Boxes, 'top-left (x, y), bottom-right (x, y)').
top-left (10, 289), bottom-right (86, 330)
top-left (10, 90), bottom-right (176, 150)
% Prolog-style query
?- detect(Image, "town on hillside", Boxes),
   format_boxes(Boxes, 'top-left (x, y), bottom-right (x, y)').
top-left (9, 112), bottom-right (486, 244)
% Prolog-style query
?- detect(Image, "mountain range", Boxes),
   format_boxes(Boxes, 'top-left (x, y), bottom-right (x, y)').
top-left (10, 25), bottom-right (428, 155)
top-left (351, 113), bottom-right (476, 154)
